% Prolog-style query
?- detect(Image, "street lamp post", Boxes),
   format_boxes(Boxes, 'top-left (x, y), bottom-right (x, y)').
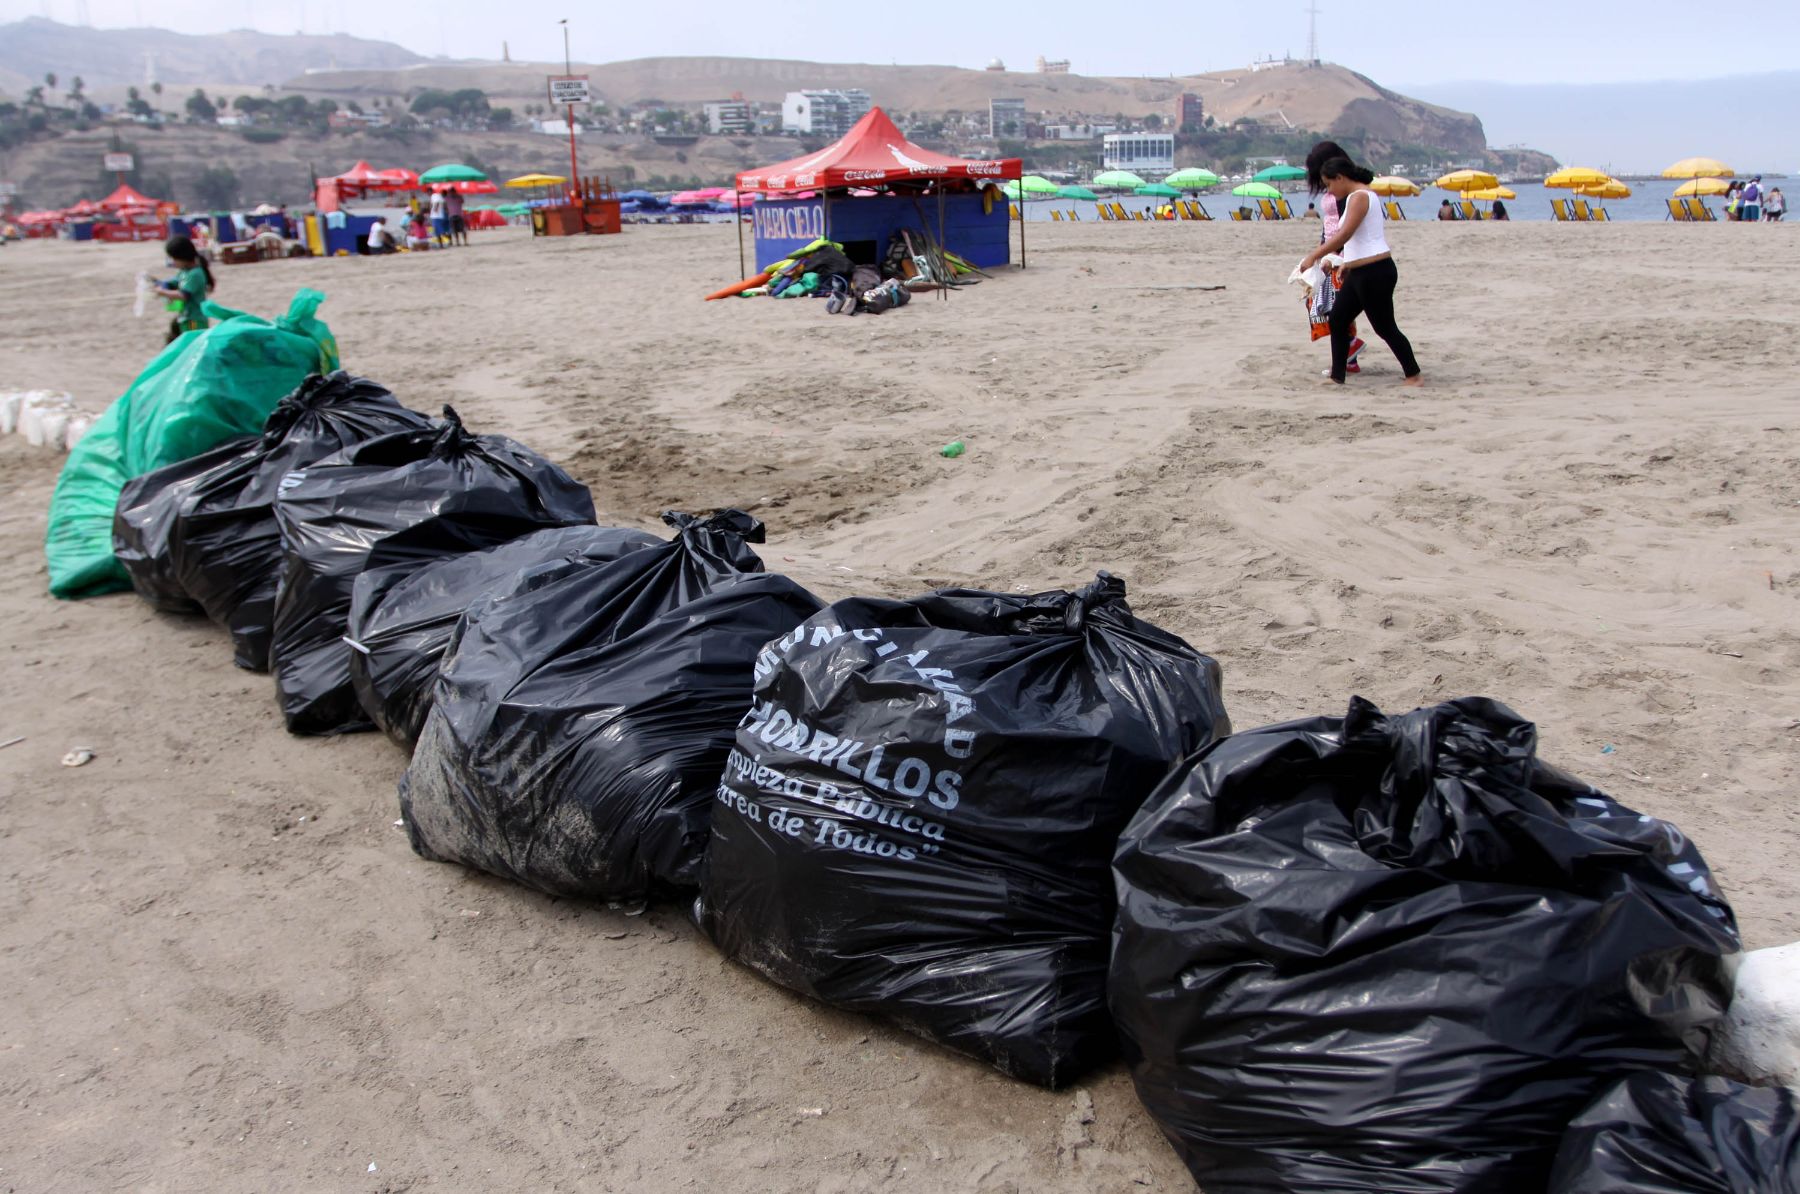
top-left (561, 19), bottom-right (579, 201)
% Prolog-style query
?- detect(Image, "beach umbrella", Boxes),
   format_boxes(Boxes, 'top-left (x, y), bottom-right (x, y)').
top-left (1058, 184), bottom-right (1099, 201)
top-left (1253, 164), bottom-right (1308, 183)
top-left (1543, 166), bottom-right (1610, 189)
top-left (1135, 183), bottom-right (1181, 198)
top-left (1093, 170), bottom-right (1147, 189)
top-left (1662, 157), bottom-right (1733, 180)
top-left (1369, 176), bottom-right (1421, 196)
top-left (418, 163), bottom-right (487, 184)
top-left (370, 167), bottom-right (419, 191)
top-left (1434, 169), bottom-right (1499, 192)
top-left (1021, 175), bottom-right (1062, 194)
top-left (668, 190), bottom-right (710, 205)
top-left (1672, 177), bottom-right (1729, 197)
top-left (1231, 182), bottom-right (1282, 199)
top-left (448, 179), bottom-right (498, 195)
top-left (505, 173), bottom-right (567, 188)
top-left (1165, 167), bottom-right (1220, 189)
top-left (1465, 186), bottom-right (1517, 201)
top-left (1576, 179), bottom-right (1631, 199)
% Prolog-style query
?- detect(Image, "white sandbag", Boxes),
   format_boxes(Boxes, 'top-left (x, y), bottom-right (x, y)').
top-left (21, 392), bottom-right (68, 445)
top-left (37, 409), bottom-right (71, 451)
top-left (63, 413), bottom-right (94, 451)
top-left (0, 391), bottom-right (24, 436)
top-left (1708, 941), bottom-right (1800, 1086)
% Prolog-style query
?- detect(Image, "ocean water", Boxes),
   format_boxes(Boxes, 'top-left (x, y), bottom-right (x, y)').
top-left (1018, 182), bottom-right (1778, 223)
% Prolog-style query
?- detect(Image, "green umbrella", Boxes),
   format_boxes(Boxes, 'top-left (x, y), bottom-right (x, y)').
top-left (1021, 175), bottom-right (1063, 194)
top-left (1232, 182), bottom-right (1282, 199)
top-left (1092, 170), bottom-right (1147, 189)
top-left (1252, 164), bottom-right (1307, 183)
top-left (1135, 183), bottom-right (1181, 198)
top-left (419, 163), bottom-right (488, 184)
top-left (1058, 184), bottom-right (1099, 201)
top-left (1165, 167), bottom-right (1220, 189)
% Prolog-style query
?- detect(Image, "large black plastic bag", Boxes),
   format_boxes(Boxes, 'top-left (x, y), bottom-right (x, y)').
top-left (695, 573), bottom-right (1230, 1088)
top-left (1110, 696), bottom-right (1742, 1194)
top-left (167, 371), bottom-right (432, 670)
top-left (271, 406), bottom-right (596, 735)
top-left (112, 435), bottom-right (258, 614)
top-left (400, 510), bottom-right (820, 901)
top-left (347, 524), bottom-right (661, 746)
top-left (1548, 1071), bottom-right (1800, 1194)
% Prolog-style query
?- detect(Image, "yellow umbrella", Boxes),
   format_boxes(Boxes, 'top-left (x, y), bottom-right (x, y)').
top-left (1370, 175), bottom-right (1421, 196)
top-left (1662, 157), bottom-right (1732, 180)
top-left (1576, 179), bottom-right (1632, 200)
top-left (1673, 177), bottom-right (1730, 197)
top-left (1434, 169), bottom-right (1499, 192)
top-left (1544, 166), bottom-right (1611, 189)
top-left (505, 173), bottom-right (568, 188)
top-left (1465, 186), bottom-right (1517, 201)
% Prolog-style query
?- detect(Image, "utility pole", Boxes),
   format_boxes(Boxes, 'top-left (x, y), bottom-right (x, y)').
top-left (1306, 2), bottom-right (1321, 65)
top-left (561, 20), bottom-right (579, 199)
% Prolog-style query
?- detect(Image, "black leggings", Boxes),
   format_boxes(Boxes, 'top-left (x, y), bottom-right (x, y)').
top-left (1330, 257), bottom-right (1420, 382)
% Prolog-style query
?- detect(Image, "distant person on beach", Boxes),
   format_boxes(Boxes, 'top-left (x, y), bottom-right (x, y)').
top-left (1740, 177), bottom-right (1762, 222)
top-left (407, 212), bottom-right (432, 249)
top-left (154, 235), bottom-right (214, 343)
top-left (1765, 188), bottom-right (1785, 222)
top-left (367, 216), bottom-right (397, 254)
top-left (1491, 198), bottom-right (1509, 221)
top-left (1724, 181), bottom-right (1742, 221)
top-left (1306, 140), bottom-right (1363, 373)
top-left (1300, 157), bottom-right (1422, 388)
top-left (1438, 200), bottom-right (1456, 220)
top-left (1303, 203), bottom-right (1319, 219)
top-left (429, 187), bottom-right (449, 246)
top-left (446, 187), bottom-right (468, 246)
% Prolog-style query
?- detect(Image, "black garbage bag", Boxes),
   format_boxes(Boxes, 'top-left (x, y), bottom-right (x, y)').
top-left (399, 510), bottom-right (821, 902)
top-left (112, 435), bottom-right (259, 614)
top-left (1548, 1070), bottom-right (1800, 1194)
top-left (165, 371), bottom-right (432, 670)
top-left (347, 524), bottom-right (661, 747)
top-left (271, 405), bottom-right (596, 735)
top-left (1110, 696), bottom-right (1742, 1194)
top-left (695, 573), bottom-right (1230, 1088)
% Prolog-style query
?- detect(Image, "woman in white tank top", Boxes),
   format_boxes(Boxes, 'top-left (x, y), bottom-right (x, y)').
top-left (1300, 157), bottom-right (1422, 387)
top-left (1305, 141), bottom-right (1364, 373)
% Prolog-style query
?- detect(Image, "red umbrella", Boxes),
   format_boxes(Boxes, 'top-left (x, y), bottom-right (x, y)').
top-left (370, 167), bottom-right (420, 191)
top-left (451, 179), bottom-right (498, 195)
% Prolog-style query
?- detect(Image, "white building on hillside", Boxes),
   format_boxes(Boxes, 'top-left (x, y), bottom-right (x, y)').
top-left (703, 100), bottom-right (753, 135)
top-left (1102, 132), bottom-right (1175, 174)
top-left (782, 89), bottom-right (873, 139)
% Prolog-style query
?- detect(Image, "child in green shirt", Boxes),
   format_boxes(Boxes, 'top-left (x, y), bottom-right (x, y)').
top-left (155, 235), bottom-right (215, 342)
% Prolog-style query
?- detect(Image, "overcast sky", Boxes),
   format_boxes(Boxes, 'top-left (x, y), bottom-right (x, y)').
top-left (6, 0), bottom-right (1797, 86)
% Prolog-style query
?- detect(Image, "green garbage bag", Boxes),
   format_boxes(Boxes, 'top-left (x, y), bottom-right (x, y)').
top-left (46, 289), bottom-right (338, 599)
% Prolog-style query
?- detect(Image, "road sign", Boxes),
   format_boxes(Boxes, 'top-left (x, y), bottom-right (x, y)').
top-left (547, 75), bottom-right (590, 106)
top-left (103, 152), bottom-right (134, 172)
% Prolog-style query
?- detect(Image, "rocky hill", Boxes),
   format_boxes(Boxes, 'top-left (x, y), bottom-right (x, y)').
top-left (0, 18), bottom-right (424, 96)
top-left (287, 56), bottom-right (1487, 155)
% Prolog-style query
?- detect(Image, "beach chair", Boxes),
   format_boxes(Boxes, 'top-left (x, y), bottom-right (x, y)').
top-left (1457, 200), bottom-right (1481, 221)
top-left (1110, 202), bottom-right (1129, 221)
top-left (1589, 205), bottom-right (1610, 222)
top-left (1094, 204), bottom-right (1110, 221)
top-left (1009, 203), bottom-right (1020, 221)
top-left (1552, 198), bottom-right (1573, 221)
top-left (1131, 210), bottom-right (1147, 221)
top-left (1070, 209), bottom-right (1081, 221)
top-left (1276, 198), bottom-right (1295, 219)
top-left (1050, 209), bottom-right (1063, 221)
top-left (1255, 198), bottom-right (1278, 220)
top-left (1230, 208), bottom-right (1250, 221)
top-left (1665, 198), bottom-right (1689, 221)
top-left (1193, 200), bottom-right (1214, 220)
top-left (1684, 198), bottom-right (1715, 222)
top-left (1383, 200), bottom-right (1405, 221)
top-left (1572, 200), bottom-right (1593, 222)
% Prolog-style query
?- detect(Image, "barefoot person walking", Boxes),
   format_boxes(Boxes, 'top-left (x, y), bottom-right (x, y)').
top-left (1300, 157), bottom-right (1422, 387)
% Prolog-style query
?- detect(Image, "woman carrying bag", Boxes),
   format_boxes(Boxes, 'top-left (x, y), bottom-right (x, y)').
top-left (1300, 158), bottom-right (1423, 388)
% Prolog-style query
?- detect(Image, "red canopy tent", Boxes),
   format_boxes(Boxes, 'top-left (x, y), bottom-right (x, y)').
top-left (98, 183), bottom-right (162, 211)
top-left (737, 107), bottom-right (1019, 194)
top-left (370, 167), bottom-right (420, 191)
top-left (733, 106), bottom-right (1025, 276)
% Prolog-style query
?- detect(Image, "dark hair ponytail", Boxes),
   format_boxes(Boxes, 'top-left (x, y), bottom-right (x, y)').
top-left (165, 234), bottom-right (216, 293)
top-left (1320, 156), bottom-right (1375, 186)
top-left (1305, 140), bottom-right (1351, 194)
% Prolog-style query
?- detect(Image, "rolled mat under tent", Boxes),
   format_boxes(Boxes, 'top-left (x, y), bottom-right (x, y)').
top-left (733, 106), bottom-right (1022, 275)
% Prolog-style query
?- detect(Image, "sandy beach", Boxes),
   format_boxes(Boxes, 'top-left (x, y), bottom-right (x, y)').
top-left (2, 216), bottom-right (1796, 1192)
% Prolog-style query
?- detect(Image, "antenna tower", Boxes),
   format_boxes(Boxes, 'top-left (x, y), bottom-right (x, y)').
top-left (1306, 1), bottom-right (1320, 64)
top-left (74, 0), bottom-right (91, 25)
